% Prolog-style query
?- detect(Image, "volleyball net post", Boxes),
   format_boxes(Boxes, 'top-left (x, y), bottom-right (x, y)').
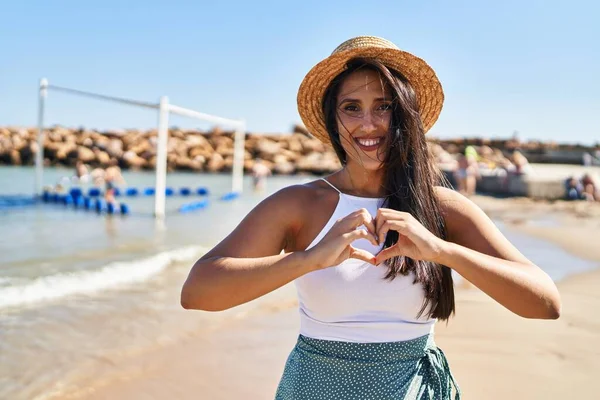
top-left (34, 78), bottom-right (246, 219)
top-left (35, 78), bottom-right (48, 196)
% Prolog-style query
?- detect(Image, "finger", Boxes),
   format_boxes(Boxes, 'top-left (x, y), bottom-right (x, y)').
top-left (343, 229), bottom-right (378, 247)
top-left (375, 247), bottom-right (401, 265)
top-left (377, 220), bottom-right (409, 244)
top-left (375, 208), bottom-right (384, 234)
top-left (348, 247), bottom-right (376, 264)
top-left (375, 210), bottom-right (387, 243)
top-left (346, 208), bottom-right (374, 229)
top-left (376, 209), bottom-right (412, 231)
top-left (342, 229), bottom-right (378, 247)
top-left (378, 208), bottom-right (411, 220)
top-left (335, 209), bottom-right (367, 230)
top-left (375, 209), bottom-right (405, 239)
top-left (357, 209), bottom-right (377, 238)
top-left (338, 209), bottom-right (377, 240)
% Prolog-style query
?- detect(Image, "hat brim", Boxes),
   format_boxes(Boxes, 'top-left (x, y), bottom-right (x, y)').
top-left (297, 47), bottom-right (444, 144)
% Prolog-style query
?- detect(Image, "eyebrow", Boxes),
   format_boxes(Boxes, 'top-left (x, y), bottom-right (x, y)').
top-left (338, 97), bottom-right (390, 103)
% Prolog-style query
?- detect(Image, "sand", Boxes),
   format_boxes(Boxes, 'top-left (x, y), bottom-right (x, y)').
top-left (60, 196), bottom-right (600, 400)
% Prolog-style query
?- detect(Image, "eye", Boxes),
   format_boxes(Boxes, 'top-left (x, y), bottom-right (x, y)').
top-left (343, 104), bottom-right (360, 112)
top-left (374, 103), bottom-right (392, 117)
top-left (339, 103), bottom-right (363, 118)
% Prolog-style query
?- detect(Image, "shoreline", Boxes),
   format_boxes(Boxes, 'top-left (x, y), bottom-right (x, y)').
top-left (56, 195), bottom-right (600, 400)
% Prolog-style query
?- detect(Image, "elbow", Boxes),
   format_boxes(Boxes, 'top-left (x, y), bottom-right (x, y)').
top-left (543, 285), bottom-right (562, 320)
top-left (523, 292), bottom-right (561, 320)
top-left (180, 284), bottom-right (200, 310)
top-left (180, 279), bottom-right (232, 312)
top-left (180, 288), bottom-right (198, 310)
top-left (544, 295), bottom-right (562, 320)
top-left (180, 283), bottom-right (225, 312)
top-left (180, 258), bottom-right (222, 311)
top-left (180, 288), bottom-right (225, 312)
top-left (528, 275), bottom-right (562, 320)
top-left (547, 306), bottom-right (561, 320)
top-left (180, 257), bottom-right (237, 312)
top-left (535, 302), bottom-right (560, 320)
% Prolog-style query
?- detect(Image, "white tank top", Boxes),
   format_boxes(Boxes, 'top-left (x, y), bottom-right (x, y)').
top-left (295, 178), bottom-right (436, 343)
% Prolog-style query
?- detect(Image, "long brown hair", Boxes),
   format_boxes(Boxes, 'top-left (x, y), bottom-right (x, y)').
top-left (322, 58), bottom-right (455, 321)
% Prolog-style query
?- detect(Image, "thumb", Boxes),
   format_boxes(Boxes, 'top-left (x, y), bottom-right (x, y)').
top-left (375, 246), bottom-right (400, 265)
top-left (349, 247), bottom-right (377, 265)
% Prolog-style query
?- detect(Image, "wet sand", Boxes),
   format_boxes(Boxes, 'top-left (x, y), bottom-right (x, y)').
top-left (60, 196), bottom-right (600, 400)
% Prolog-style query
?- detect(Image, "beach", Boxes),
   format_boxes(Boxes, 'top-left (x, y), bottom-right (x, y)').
top-left (435, 195), bottom-right (600, 399)
top-left (48, 196), bottom-right (600, 400)
top-left (1, 166), bottom-right (599, 400)
top-left (3, 2), bottom-right (599, 398)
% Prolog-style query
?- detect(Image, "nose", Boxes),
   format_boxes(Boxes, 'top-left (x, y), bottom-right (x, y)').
top-left (359, 112), bottom-right (378, 134)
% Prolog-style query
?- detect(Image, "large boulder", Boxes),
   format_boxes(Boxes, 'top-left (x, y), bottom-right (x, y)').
top-left (273, 160), bottom-right (295, 175)
top-left (206, 153), bottom-right (224, 172)
top-left (94, 149), bottom-right (111, 166)
top-left (296, 151), bottom-right (341, 174)
top-left (256, 139), bottom-right (281, 160)
top-left (78, 146), bottom-right (96, 163)
top-left (122, 150), bottom-right (147, 169)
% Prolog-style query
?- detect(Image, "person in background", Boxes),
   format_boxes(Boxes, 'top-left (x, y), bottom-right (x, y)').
top-left (512, 150), bottom-right (533, 176)
top-left (91, 167), bottom-right (105, 187)
top-left (251, 158), bottom-right (271, 192)
top-left (73, 160), bottom-right (90, 184)
top-left (454, 148), bottom-right (479, 196)
top-left (54, 182), bottom-right (65, 194)
top-left (565, 176), bottom-right (584, 200)
top-left (104, 160), bottom-right (125, 204)
top-left (581, 173), bottom-right (599, 202)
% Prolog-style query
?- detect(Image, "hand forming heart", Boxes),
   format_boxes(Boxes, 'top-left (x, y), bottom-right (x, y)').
top-left (372, 208), bottom-right (446, 265)
top-left (305, 207), bottom-right (446, 271)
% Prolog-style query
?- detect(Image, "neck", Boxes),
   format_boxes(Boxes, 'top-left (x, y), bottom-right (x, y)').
top-left (335, 163), bottom-right (385, 197)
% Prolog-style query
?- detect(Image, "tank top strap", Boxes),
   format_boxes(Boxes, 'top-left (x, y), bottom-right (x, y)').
top-left (320, 178), bottom-right (342, 194)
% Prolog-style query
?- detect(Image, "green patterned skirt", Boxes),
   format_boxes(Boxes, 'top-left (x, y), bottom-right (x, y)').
top-left (275, 334), bottom-right (460, 400)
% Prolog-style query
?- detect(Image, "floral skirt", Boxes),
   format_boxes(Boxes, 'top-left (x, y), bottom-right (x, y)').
top-left (275, 334), bottom-right (460, 400)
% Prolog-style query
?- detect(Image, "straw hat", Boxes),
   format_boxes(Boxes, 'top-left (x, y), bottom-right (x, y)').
top-left (297, 36), bottom-right (444, 144)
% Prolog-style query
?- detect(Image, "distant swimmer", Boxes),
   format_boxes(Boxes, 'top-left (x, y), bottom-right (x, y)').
top-left (91, 168), bottom-right (105, 186)
top-left (104, 160), bottom-right (125, 204)
top-left (73, 160), bottom-right (90, 184)
top-left (251, 158), bottom-right (271, 192)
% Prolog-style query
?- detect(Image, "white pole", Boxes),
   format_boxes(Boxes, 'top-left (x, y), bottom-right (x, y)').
top-left (154, 96), bottom-right (169, 219)
top-left (167, 104), bottom-right (243, 128)
top-left (232, 121), bottom-right (246, 193)
top-left (35, 78), bottom-right (48, 196)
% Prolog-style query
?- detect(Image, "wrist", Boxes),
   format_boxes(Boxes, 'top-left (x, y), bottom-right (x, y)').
top-left (300, 248), bottom-right (323, 272)
top-left (433, 239), bottom-right (457, 266)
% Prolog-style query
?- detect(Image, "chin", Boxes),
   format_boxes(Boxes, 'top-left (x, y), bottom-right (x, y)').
top-left (356, 159), bottom-right (384, 172)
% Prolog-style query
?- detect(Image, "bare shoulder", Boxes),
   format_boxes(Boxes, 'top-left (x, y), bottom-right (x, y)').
top-left (259, 179), bottom-right (340, 251)
top-left (260, 180), bottom-right (326, 219)
top-left (434, 186), bottom-right (479, 215)
top-left (199, 180), bottom-right (329, 260)
top-left (266, 179), bottom-right (338, 225)
top-left (433, 185), bottom-right (490, 233)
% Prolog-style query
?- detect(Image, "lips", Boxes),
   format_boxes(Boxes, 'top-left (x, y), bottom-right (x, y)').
top-left (354, 136), bottom-right (383, 152)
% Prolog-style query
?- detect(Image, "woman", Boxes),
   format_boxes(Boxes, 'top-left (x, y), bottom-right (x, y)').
top-left (181, 36), bottom-right (561, 399)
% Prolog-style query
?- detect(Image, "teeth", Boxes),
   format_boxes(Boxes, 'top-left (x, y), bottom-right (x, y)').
top-left (357, 138), bottom-right (381, 147)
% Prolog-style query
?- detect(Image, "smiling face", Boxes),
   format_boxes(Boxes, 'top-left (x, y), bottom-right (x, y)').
top-left (336, 68), bottom-right (393, 171)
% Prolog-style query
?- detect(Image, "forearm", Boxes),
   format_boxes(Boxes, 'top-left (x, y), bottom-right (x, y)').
top-left (181, 251), bottom-right (314, 311)
top-left (439, 241), bottom-right (561, 319)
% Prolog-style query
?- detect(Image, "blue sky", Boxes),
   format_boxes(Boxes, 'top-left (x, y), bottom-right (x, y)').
top-left (1, 0), bottom-right (598, 144)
